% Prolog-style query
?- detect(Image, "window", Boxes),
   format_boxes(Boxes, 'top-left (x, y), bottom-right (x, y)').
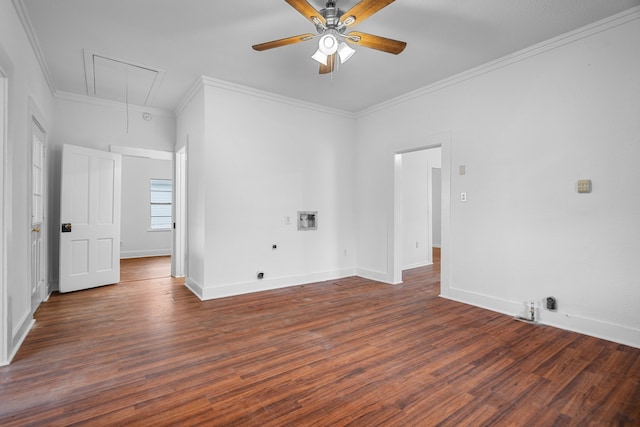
top-left (150, 179), bottom-right (172, 230)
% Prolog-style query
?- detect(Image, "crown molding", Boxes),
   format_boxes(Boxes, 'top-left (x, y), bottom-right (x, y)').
top-left (55, 91), bottom-right (174, 117)
top-left (174, 76), bottom-right (204, 117)
top-left (11, 0), bottom-right (56, 97)
top-left (200, 75), bottom-right (357, 119)
top-left (357, 5), bottom-right (640, 118)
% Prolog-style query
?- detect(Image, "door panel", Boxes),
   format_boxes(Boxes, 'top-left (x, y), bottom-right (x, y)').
top-left (31, 120), bottom-right (45, 312)
top-left (59, 144), bottom-right (121, 293)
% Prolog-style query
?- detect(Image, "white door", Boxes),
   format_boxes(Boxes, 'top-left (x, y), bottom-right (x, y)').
top-left (31, 119), bottom-right (45, 310)
top-left (59, 144), bottom-right (122, 293)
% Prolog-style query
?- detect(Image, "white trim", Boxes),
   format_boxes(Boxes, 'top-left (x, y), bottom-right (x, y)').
top-left (442, 289), bottom-right (640, 349)
top-left (55, 91), bottom-right (174, 117)
top-left (402, 261), bottom-right (433, 271)
top-left (357, 5), bottom-right (640, 118)
top-left (172, 145), bottom-right (187, 278)
top-left (109, 145), bottom-right (173, 161)
top-left (2, 319), bottom-right (34, 366)
top-left (201, 76), bottom-right (357, 119)
top-left (184, 277), bottom-right (204, 300)
top-left (0, 74), bottom-right (7, 365)
top-left (174, 77), bottom-right (203, 117)
top-left (187, 268), bottom-right (356, 301)
top-left (120, 249), bottom-right (171, 259)
top-left (355, 267), bottom-right (390, 284)
top-left (11, 0), bottom-right (56, 96)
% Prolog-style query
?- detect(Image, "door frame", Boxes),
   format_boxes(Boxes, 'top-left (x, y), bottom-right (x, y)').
top-left (172, 145), bottom-right (187, 278)
top-left (0, 69), bottom-right (7, 365)
top-left (391, 132), bottom-right (451, 295)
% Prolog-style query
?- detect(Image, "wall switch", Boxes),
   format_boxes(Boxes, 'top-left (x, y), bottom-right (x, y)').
top-left (459, 165), bottom-right (466, 175)
top-left (460, 192), bottom-right (467, 202)
top-left (416, 241), bottom-right (419, 248)
top-left (284, 216), bottom-right (291, 225)
top-left (577, 179), bottom-right (591, 193)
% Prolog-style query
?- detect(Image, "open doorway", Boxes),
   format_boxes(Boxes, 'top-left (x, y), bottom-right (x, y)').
top-left (399, 147), bottom-right (441, 271)
top-left (391, 132), bottom-right (451, 292)
top-left (112, 146), bottom-right (174, 282)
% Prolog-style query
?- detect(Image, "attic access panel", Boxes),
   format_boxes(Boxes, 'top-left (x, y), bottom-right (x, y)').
top-left (83, 50), bottom-right (165, 106)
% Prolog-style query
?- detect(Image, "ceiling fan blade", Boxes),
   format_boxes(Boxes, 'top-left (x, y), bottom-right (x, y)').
top-left (344, 31), bottom-right (406, 54)
top-left (252, 33), bottom-right (315, 51)
top-left (340, 0), bottom-right (395, 28)
top-left (284, 0), bottom-right (326, 26)
top-left (319, 53), bottom-right (337, 74)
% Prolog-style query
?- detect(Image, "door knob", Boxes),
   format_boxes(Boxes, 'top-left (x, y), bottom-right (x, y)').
top-left (32, 227), bottom-right (40, 233)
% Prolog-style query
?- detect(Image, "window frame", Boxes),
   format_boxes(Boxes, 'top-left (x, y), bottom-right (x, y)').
top-left (149, 178), bottom-right (173, 231)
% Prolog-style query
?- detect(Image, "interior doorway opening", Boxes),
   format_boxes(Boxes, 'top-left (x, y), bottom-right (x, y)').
top-left (391, 132), bottom-right (451, 294)
top-left (398, 147), bottom-right (442, 272)
top-left (111, 146), bottom-right (180, 283)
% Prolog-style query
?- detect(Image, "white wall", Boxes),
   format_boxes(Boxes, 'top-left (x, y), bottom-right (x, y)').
top-left (178, 78), bottom-right (356, 299)
top-left (402, 148), bottom-right (441, 270)
top-left (355, 10), bottom-right (640, 348)
top-left (121, 156), bottom-right (172, 258)
top-left (48, 95), bottom-right (176, 287)
top-left (0, 0), bottom-right (54, 364)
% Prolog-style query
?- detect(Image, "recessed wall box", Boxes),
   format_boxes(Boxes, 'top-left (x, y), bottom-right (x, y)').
top-left (298, 211), bottom-right (317, 231)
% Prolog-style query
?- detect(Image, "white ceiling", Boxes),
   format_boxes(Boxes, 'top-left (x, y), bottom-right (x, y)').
top-left (19, 0), bottom-right (640, 113)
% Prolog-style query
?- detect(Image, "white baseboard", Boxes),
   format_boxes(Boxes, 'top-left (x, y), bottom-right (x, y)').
top-left (120, 249), bottom-right (171, 259)
top-left (3, 318), bottom-right (35, 365)
top-left (441, 287), bottom-right (640, 349)
top-left (189, 268), bottom-right (356, 301)
top-left (185, 277), bottom-right (204, 300)
top-left (356, 267), bottom-right (390, 284)
top-left (402, 261), bottom-right (433, 271)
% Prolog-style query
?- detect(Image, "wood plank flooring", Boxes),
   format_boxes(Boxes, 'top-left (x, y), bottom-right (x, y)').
top-left (1, 256), bottom-right (639, 426)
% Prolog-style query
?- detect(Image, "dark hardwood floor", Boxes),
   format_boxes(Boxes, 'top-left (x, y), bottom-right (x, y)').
top-left (1, 255), bottom-right (639, 426)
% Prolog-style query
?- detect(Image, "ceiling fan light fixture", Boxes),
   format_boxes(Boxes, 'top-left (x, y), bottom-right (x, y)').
top-left (337, 42), bottom-right (355, 64)
top-left (311, 49), bottom-right (328, 65)
top-left (318, 34), bottom-right (338, 55)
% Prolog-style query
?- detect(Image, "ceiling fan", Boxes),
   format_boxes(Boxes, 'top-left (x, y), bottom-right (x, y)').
top-left (252, 0), bottom-right (407, 74)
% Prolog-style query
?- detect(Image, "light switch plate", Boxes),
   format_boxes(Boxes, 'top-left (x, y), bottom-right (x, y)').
top-left (577, 179), bottom-right (591, 193)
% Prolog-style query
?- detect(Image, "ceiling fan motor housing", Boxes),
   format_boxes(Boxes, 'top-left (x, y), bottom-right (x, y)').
top-left (317, 2), bottom-right (347, 34)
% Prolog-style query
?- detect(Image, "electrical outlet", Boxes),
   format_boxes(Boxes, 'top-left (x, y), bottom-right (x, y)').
top-left (460, 192), bottom-right (467, 202)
